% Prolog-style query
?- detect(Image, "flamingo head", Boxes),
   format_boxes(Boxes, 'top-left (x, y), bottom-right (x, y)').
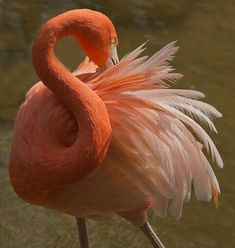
top-left (73, 9), bottom-right (119, 68)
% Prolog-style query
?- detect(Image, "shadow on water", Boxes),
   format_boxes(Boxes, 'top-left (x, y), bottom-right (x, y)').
top-left (0, 0), bottom-right (234, 247)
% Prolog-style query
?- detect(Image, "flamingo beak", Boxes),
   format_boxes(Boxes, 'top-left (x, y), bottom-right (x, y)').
top-left (105, 44), bottom-right (119, 68)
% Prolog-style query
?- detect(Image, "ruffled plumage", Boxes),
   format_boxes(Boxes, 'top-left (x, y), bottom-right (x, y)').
top-left (75, 41), bottom-right (223, 219)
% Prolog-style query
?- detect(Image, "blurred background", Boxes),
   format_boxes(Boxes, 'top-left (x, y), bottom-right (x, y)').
top-left (0, 0), bottom-right (234, 247)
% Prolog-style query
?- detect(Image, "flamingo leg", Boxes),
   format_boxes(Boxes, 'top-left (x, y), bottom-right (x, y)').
top-left (76, 218), bottom-right (89, 248)
top-left (140, 222), bottom-right (166, 248)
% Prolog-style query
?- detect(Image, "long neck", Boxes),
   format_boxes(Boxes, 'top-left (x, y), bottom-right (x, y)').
top-left (32, 11), bottom-right (111, 185)
top-left (32, 12), bottom-right (93, 122)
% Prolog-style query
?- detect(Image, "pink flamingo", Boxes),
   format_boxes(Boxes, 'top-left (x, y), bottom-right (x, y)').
top-left (9, 9), bottom-right (223, 248)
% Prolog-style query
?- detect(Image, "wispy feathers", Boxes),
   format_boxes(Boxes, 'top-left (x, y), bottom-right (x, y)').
top-left (75, 42), bottom-right (222, 219)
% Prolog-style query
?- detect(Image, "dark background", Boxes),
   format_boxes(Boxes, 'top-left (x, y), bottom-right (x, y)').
top-left (0, 1), bottom-right (234, 247)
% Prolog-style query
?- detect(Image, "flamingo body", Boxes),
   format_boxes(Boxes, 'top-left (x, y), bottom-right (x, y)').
top-left (10, 78), bottom-right (150, 224)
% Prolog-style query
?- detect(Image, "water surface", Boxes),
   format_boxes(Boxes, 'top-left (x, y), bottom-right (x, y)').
top-left (0, 1), bottom-right (234, 247)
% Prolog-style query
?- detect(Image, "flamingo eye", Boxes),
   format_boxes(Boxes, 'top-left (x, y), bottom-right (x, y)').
top-left (111, 37), bottom-right (117, 46)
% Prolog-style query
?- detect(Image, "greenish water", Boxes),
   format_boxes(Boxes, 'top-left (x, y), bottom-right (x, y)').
top-left (0, 1), bottom-right (234, 247)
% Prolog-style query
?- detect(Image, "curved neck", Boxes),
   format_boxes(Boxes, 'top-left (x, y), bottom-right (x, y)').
top-left (32, 13), bottom-right (92, 121)
top-left (31, 11), bottom-right (112, 184)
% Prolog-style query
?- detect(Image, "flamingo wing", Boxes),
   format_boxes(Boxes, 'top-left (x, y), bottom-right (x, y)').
top-left (74, 42), bottom-right (222, 219)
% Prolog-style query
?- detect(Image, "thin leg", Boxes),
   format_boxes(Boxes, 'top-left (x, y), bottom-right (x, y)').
top-left (76, 217), bottom-right (89, 248)
top-left (140, 222), bottom-right (166, 248)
